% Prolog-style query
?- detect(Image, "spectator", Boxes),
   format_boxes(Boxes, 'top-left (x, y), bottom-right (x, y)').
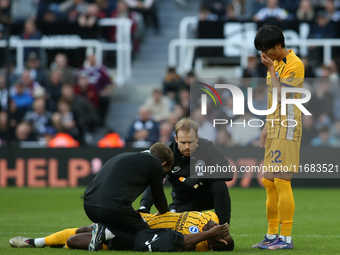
top-left (301, 115), bottom-right (318, 145)
top-left (26, 52), bottom-right (47, 88)
top-left (214, 128), bottom-right (235, 147)
top-left (308, 80), bottom-right (334, 120)
top-left (309, 11), bottom-right (337, 38)
top-left (11, 0), bottom-right (38, 23)
top-left (142, 89), bottom-right (171, 122)
top-left (76, 50), bottom-right (115, 123)
top-left (124, 0), bottom-right (160, 33)
top-left (278, 0), bottom-right (301, 16)
top-left (330, 120), bottom-right (340, 146)
top-left (192, 108), bottom-right (217, 141)
top-left (20, 69), bottom-right (42, 96)
top-left (222, 3), bottom-right (244, 21)
top-left (0, 111), bottom-right (8, 146)
top-left (230, 110), bottom-right (261, 146)
top-left (158, 120), bottom-right (174, 145)
top-left (78, 4), bottom-right (99, 28)
top-left (45, 70), bottom-right (63, 112)
top-left (7, 99), bottom-right (24, 142)
top-left (0, 24), bottom-right (4, 68)
top-left (309, 11), bottom-right (337, 66)
top-left (202, 0), bottom-right (229, 18)
top-left (296, 0), bottom-right (315, 22)
top-left (96, 0), bottom-right (116, 18)
top-left (301, 57), bottom-right (316, 77)
top-left (52, 98), bottom-right (83, 143)
top-left (50, 53), bottom-right (75, 85)
top-left (74, 72), bottom-right (99, 110)
top-left (324, 0), bottom-right (340, 22)
top-left (176, 88), bottom-right (190, 117)
top-left (242, 56), bottom-right (266, 78)
top-left (168, 111), bottom-right (181, 128)
top-left (245, 0), bottom-right (266, 17)
top-left (310, 126), bottom-right (337, 146)
top-left (14, 122), bottom-right (37, 145)
top-left (3, 62), bottom-right (19, 88)
top-left (0, 73), bottom-right (9, 111)
top-left (41, 10), bottom-right (58, 23)
top-left (183, 70), bottom-right (196, 88)
top-left (23, 98), bottom-right (54, 140)
top-left (59, 0), bottom-right (89, 23)
top-left (333, 94), bottom-right (340, 120)
top-left (0, 0), bottom-right (11, 24)
top-left (222, 96), bottom-right (237, 121)
top-left (20, 20), bottom-right (43, 62)
top-left (97, 128), bottom-right (125, 148)
top-left (127, 106), bottom-right (159, 148)
top-left (253, 0), bottom-right (289, 22)
top-left (61, 84), bottom-right (100, 133)
top-left (328, 59), bottom-right (340, 79)
top-left (198, 3), bottom-right (219, 21)
top-left (162, 67), bottom-right (183, 100)
top-left (110, 0), bottom-right (140, 52)
top-left (11, 80), bottom-right (34, 114)
top-left (251, 87), bottom-right (268, 121)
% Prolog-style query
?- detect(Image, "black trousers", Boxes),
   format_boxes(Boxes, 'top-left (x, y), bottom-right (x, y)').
top-left (169, 180), bottom-right (231, 224)
top-left (84, 204), bottom-right (150, 234)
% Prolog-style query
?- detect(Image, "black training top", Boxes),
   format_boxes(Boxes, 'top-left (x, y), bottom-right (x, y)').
top-left (142, 138), bottom-right (233, 204)
top-left (83, 152), bottom-right (168, 213)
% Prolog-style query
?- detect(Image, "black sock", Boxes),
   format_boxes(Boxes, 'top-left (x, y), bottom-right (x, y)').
top-left (26, 239), bottom-right (36, 247)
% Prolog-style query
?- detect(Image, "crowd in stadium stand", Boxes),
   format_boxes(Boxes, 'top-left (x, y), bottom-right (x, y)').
top-left (0, 0), bottom-right (340, 148)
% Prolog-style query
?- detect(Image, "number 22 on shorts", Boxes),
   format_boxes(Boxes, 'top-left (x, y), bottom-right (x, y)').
top-left (271, 150), bottom-right (282, 164)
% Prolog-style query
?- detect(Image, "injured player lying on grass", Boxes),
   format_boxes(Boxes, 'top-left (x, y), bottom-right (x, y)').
top-left (9, 211), bottom-right (234, 251)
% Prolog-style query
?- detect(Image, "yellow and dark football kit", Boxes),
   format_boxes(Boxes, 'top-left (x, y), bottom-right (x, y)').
top-left (263, 49), bottom-right (305, 238)
top-left (264, 49), bottom-right (304, 172)
top-left (37, 211), bottom-right (219, 251)
top-left (141, 211), bottom-right (219, 251)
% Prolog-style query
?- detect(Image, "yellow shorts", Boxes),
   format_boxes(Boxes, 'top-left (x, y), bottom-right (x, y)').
top-left (263, 138), bottom-right (300, 173)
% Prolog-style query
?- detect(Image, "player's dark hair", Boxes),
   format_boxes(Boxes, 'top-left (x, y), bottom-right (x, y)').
top-left (150, 142), bottom-right (174, 171)
top-left (212, 237), bottom-right (234, 251)
top-left (175, 117), bottom-right (198, 137)
top-left (254, 25), bottom-right (285, 52)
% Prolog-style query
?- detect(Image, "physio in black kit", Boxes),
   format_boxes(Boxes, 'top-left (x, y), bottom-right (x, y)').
top-left (83, 142), bottom-right (174, 238)
top-left (140, 118), bottom-right (233, 225)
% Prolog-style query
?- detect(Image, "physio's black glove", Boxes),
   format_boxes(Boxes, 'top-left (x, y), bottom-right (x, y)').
top-left (179, 176), bottom-right (203, 189)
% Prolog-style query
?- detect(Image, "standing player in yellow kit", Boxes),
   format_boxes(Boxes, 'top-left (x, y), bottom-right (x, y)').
top-left (252, 25), bottom-right (305, 250)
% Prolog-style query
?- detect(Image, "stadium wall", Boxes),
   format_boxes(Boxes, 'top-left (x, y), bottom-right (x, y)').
top-left (0, 147), bottom-right (339, 188)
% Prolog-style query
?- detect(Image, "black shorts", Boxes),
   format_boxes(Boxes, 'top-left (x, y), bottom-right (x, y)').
top-left (134, 228), bottom-right (184, 252)
top-left (84, 204), bottom-right (150, 234)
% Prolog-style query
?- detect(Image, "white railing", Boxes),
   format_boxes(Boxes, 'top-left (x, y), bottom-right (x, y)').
top-left (99, 18), bottom-right (132, 86)
top-left (0, 18), bottom-right (132, 86)
top-left (171, 17), bottom-right (340, 75)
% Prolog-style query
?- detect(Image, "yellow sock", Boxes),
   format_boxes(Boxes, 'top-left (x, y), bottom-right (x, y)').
top-left (262, 178), bottom-right (279, 235)
top-left (274, 178), bottom-right (295, 237)
top-left (45, 228), bottom-right (78, 247)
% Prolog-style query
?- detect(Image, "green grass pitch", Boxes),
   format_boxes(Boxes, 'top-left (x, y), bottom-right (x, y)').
top-left (0, 187), bottom-right (339, 254)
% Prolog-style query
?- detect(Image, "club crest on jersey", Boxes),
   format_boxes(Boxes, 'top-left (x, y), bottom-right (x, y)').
top-left (189, 226), bottom-right (199, 234)
top-left (171, 166), bottom-right (181, 173)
